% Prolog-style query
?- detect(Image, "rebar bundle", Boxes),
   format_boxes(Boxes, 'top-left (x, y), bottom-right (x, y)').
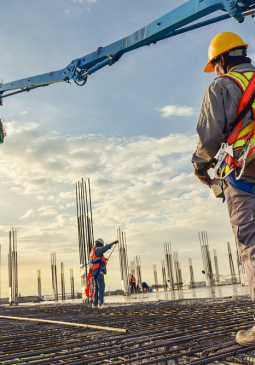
top-left (163, 242), bottom-right (175, 290)
top-left (153, 264), bottom-right (158, 292)
top-left (75, 178), bottom-right (94, 301)
top-left (173, 252), bottom-right (183, 289)
top-left (161, 260), bottom-right (167, 291)
top-left (51, 253), bottom-right (58, 301)
top-left (37, 270), bottom-right (42, 299)
top-left (189, 258), bottom-right (195, 288)
top-left (70, 269), bottom-right (75, 299)
top-left (129, 260), bottom-right (135, 277)
top-left (227, 242), bottom-right (237, 284)
top-left (61, 263), bottom-right (66, 301)
top-left (117, 228), bottom-right (130, 296)
top-left (199, 231), bottom-right (214, 287)
top-left (213, 249), bottom-right (220, 285)
top-left (135, 255), bottom-right (142, 291)
top-left (8, 229), bottom-right (18, 305)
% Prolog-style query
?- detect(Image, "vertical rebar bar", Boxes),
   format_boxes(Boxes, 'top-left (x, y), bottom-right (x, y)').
top-left (213, 249), bottom-right (220, 285)
top-left (189, 258), bottom-right (195, 288)
top-left (153, 264), bottom-right (158, 292)
top-left (164, 242), bottom-right (174, 290)
top-left (61, 262), bottom-right (66, 301)
top-left (37, 270), bottom-right (42, 299)
top-left (70, 269), bottom-right (75, 299)
top-left (227, 242), bottom-right (237, 284)
top-left (199, 231), bottom-right (214, 287)
top-left (161, 260), bottom-right (167, 291)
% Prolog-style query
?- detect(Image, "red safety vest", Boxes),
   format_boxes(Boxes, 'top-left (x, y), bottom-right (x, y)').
top-left (131, 277), bottom-right (136, 284)
top-left (89, 247), bottom-right (107, 271)
top-left (219, 71), bottom-right (255, 172)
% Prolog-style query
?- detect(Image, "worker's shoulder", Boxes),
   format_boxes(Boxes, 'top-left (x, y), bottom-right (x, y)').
top-left (207, 75), bottom-right (236, 94)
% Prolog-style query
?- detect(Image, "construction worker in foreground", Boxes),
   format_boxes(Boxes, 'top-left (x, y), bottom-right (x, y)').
top-left (192, 32), bottom-right (255, 346)
top-left (90, 238), bottom-right (118, 308)
top-left (130, 274), bottom-right (136, 293)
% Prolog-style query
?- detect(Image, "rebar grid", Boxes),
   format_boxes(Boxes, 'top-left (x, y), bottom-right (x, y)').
top-left (0, 297), bottom-right (255, 364)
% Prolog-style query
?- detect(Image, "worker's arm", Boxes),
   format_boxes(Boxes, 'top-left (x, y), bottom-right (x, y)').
top-left (192, 81), bottom-right (228, 172)
top-left (94, 241), bottom-right (118, 257)
top-left (94, 244), bottom-right (112, 257)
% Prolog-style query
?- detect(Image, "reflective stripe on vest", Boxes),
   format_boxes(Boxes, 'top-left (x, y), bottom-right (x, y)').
top-left (224, 71), bottom-right (255, 146)
top-left (90, 247), bottom-right (107, 271)
top-left (131, 277), bottom-right (135, 283)
top-left (219, 71), bottom-right (255, 177)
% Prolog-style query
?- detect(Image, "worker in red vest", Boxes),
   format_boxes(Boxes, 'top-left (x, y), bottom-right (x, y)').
top-left (130, 274), bottom-right (136, 293)
top-left (90, 238), bottom-right (118, 308)
top-left (192, 32), bottom-right (255, 346)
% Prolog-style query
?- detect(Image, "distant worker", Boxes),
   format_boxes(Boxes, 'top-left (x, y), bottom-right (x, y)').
top-left (130, 274), bottom-right (136, 293)
top-left (88, 238), bottom-right (118, 308)
top-left (141, 282), bottom-right (149, 292)
top-left (192, 32), bottom-right (255, 346)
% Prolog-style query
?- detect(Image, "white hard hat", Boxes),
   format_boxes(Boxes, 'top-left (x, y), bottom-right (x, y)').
top-left (95, 238), bottom-right (104, 246)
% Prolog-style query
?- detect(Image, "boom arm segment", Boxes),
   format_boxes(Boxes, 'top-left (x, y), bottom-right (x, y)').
top-left (0, 0), bottom-right (254, 100)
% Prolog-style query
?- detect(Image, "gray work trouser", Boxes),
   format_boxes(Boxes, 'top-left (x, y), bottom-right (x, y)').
top-left (224, 179), bottom-right (255, 302)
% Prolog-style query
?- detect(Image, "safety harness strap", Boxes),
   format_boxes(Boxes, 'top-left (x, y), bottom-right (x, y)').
top-left (224, 72), bottom-right (255, 145)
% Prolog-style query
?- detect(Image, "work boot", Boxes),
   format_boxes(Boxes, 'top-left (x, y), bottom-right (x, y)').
top-left (98, 303), bottom-right (107, 309)
top-left (92, 304), bottom-right (97, 308)
top-left (236, 327), bottom-right (255, 346)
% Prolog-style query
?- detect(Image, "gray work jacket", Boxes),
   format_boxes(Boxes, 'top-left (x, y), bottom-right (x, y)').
top-left (192, 63), bottom-right (255, 180)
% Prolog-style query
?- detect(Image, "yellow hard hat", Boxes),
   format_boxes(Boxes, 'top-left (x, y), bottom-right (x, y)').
top-left (204, 32), bottom-right (249, 73)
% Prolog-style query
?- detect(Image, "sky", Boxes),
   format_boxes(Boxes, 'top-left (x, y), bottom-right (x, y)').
top-left (0, 0), bottom-right (255, 297)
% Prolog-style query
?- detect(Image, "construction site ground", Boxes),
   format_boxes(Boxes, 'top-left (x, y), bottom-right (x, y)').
top-left (1, 295), bottom-right (255, 364)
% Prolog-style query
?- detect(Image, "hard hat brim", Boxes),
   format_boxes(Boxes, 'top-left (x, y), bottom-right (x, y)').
top-left (204, 62), bottom-right (215, 73)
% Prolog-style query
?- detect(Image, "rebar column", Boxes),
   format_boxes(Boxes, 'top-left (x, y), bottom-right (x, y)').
top-left (70, 269), bottom-right (75, 299)
top-left (76, 178), bottom-right (94, 303)
top-left (173, 252), bottom-right (183, 289)
top-left (213, 249), bottom-right (220, 285)
top-left (227, 242), bottom-right (237, 284)
top-left (161, 260), bottom-right (167, 291)
top-left (153, 264), bottom-right (158, 292)
top-left (37, 270), bottom-right (42, 299)
top-left (199, 231), bottom-right (214, 287)
top-left (135, 255), bottom-right (142, 291)
top-left (163, 242), bottom-right (175, 290)
top-left (118, 228), bottom-right (130, 296)
top-left (8, 229), bottom-right (18, 305)
top-left (189, 258), bottom-right (195, 288)
top-left (51, 253), bottom-right (58, 301)
top-left (61, 262), bottom-right (66, 301)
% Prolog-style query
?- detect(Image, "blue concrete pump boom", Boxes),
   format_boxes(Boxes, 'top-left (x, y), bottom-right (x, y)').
top-left (0, 0), bottom-right (254, 103)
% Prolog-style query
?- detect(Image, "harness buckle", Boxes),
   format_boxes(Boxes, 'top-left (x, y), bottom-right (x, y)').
top-left (235, 141), bottom-right (251, 180)
top-left (213, 143), bottom-right (234, 180)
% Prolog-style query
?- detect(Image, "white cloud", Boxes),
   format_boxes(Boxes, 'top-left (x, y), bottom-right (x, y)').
top-left (38, 206), bottom-right (58, 217)
top-left (20, 209), bottom-right (38, 220)
top-left (156, 105), bottom-right (196, 118)
top-left (20, 111), bottom-right (28, 115)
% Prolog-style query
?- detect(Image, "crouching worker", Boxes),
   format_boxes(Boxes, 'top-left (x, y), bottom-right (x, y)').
top-left (90, 238), bottom-right (118, 309)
